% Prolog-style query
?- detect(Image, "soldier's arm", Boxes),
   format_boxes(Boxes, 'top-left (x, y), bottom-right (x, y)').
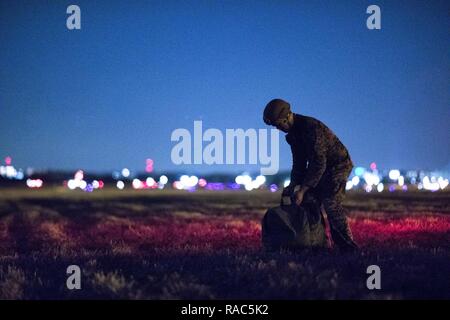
top-left (281, 135), bottom-right (307, 205)
top-left (302, 126), bottom-right (327, 189)
top-left (286, 135), bottom-right (307, 188)
top-left (290, 148), bottom-right (307, 187)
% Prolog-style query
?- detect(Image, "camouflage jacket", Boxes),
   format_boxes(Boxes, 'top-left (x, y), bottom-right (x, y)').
top-left (285, 113), bottom-right (353, 189)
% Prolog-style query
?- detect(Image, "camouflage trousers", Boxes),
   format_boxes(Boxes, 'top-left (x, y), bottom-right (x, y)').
top-left (312, 163), bottom-right (358, 250)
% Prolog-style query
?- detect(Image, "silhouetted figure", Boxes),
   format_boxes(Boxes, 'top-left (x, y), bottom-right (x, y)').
top-left (263, 98), bottom-right (358, 251)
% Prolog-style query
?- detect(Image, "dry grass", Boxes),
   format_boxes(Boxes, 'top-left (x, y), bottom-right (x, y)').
top-left (0, 188), bottom-right (448, 299)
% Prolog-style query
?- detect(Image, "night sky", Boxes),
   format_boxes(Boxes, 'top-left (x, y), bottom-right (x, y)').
top-left (1, 0), bottom-right (449, 174)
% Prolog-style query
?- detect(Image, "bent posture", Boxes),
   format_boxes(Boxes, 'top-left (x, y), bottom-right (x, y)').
top-left (263, 98), bottom-right (358, 251)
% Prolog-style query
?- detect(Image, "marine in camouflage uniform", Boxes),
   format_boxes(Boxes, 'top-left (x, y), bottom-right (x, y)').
top-left (263, 99), bottom-right (358, 251)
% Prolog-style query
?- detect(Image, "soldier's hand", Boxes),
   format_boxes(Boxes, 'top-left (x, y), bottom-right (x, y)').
top-left (294, 189), bottom-right (305, 206)
top-left (282, 184), bottom-right (294, 197)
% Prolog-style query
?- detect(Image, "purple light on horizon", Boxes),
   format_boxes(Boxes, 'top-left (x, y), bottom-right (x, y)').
top-left (84, 184), bottom-right (94, 192)
top-left (205, 183), bottom-right (224, 190)
top-left (227, 183), bottom-right (240, 190)
top-left (269, 184), bottom-right (278, 192)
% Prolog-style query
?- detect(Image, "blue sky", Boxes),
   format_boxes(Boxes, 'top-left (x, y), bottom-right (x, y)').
top-left (0, 0), bottom-right (449, 174)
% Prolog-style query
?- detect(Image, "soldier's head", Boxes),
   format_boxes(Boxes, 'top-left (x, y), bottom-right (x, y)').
top-left (263, 99), bottom-right (294, 133)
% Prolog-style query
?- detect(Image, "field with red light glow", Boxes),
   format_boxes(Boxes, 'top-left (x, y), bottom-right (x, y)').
top-left (0, 189), bottom-right (449, 299)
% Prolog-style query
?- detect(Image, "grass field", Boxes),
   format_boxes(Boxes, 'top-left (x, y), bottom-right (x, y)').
top-left (0, 188), bottom-right (449, 299)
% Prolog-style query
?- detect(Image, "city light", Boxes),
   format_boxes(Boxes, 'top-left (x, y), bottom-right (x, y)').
top-left (345, 181), bottom-right (353, 191)
top-left (198, 178), bottom-right (207, 188)
top-left (146, 177), bottom-right (156, 187)
top-left (159, 175), bottom-right (168, 185)
top-left (116, 180), bottom-right (125, 190)
top-left (234, 174), bottom-right (266, 191)
top-left (389, 169), bottom-right (401, 180)
top-left (16, 171), bottom-right (24, 180)
top-left (173, 181), bottom-right (183, 190)
top-left (363, 172), bottom-right (380, 186)
top-left (422, 176), bottom-right (440, 191)
top-left (85, 184), bottom-right (94, 192)
top-left (180, 175), bottom-right (198, 188)
top-left (146, 159), bottom-right (154, 173)
top-left (121, 168), bottom-right (130, 178)
top-left (26, 179), bottom-right (43, 188)
top-left (79, 180), bottom-right (87, 190)
top-left (377, 183), bottom-right (384, 192)
top-left (67, 179), bottom-right (77, 190)
top-left (354, 167), bottom-right (365, 176)
top-left (437, 177), bottom-right (449, 190)
top-left (351, 176), bottom-right (360, 186)
top-left (67, 170), bottom-right (87, 190)
top-left (255, 175), bottom-right (266, 185)
top-left (0, 155), bottom-right (448, 193)
top-left (0, 164), bottom-right (21, 179)
top-left (74, 170), bottom-right (84, 180)
top-left (132, 179), bottom-right (143, 189)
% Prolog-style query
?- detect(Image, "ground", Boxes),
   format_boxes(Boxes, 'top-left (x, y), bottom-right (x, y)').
top-left (0, 188), bottom-right (449, 299)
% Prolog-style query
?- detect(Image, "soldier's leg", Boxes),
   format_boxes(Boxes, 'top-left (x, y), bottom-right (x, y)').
top-left (322, 190), bottom-right (358, 250)
top-left (318, 168), bottom-right (358, 251)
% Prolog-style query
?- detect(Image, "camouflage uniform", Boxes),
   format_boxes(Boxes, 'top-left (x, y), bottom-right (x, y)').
top-left (283, 113), bottom-right (358, 250)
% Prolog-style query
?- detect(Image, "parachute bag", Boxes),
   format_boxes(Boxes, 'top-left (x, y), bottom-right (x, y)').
top-left (261, 193), bottom-right (329, 251)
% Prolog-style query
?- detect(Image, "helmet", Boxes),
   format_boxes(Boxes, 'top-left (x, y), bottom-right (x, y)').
top-left (263, 99), bottom-right (291, 125)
